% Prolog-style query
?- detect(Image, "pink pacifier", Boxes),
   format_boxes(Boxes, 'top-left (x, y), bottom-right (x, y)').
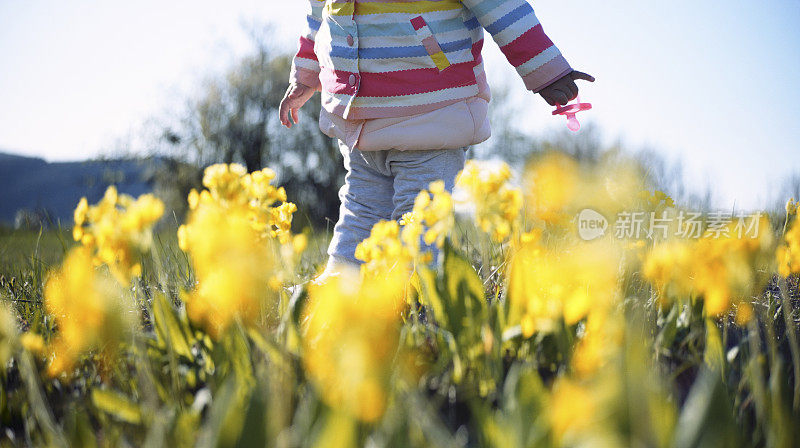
top-left (552, 95), bottom-right (592, 132)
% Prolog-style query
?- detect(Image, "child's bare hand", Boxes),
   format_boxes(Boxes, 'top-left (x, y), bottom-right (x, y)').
top-left (538, 70), bottom-right (595, 106)
top-left (279, 82), bottom-right (315, 128)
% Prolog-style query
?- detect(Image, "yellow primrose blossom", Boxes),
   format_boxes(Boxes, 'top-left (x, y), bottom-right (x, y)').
top-left (645, 216), bottom-right (774, 316)
top-left (777, 214), bottom-right (800, 277)
top-left (413, 180), bottom-right (454, 248)
top-left (523, 152), bottom-right (579, 224)
top-left (642, 240), bottom-right (695, 302)
top-left (20, 333), bottom-right (45, 355)
top-left (72, 187), bottom-right (164, 285)
top-left (202, 163), bottom-right (248, 203)
top-left (183, 164), bottom-right (297, 244)
top-left (44, 246), bottom-right (134, 376)
top-left (523, 152), bottom-right (646, 231)
top-left (179, 164), bottom-right (305, 319)
top-left (571, 310), bottom-right (623, 378)
top-left (399, 211), bottom-right (425, 258)
top-left (355, 220), bottom-right (413, 276)
top-left (356, 180), bottom-right (454, 273)
top-left (508, 234), bottom-right (621, 337)
top-left (302, 270), bottom-right (405, 422)
top-left (549, 378), bottom-right (598, 444)
top-left (179, 202), bottom-right (277, 339)
top-left (456, 160), bottom-right (523, 242)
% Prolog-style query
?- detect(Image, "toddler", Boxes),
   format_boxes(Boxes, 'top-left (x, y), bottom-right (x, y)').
top-left (280, 0), bottom-right (593, 278)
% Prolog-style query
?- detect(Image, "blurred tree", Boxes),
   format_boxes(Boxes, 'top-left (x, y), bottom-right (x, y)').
top-left (141, 156), bottom-right (203, 225)
top-left (150, 27), bottom-right (344, 228)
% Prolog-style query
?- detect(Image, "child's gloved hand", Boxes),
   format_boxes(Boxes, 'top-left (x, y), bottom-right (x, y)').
top-left (538, 70), bottom-right (595, 106)
top-left (279, 82), bottom-right (316, 128)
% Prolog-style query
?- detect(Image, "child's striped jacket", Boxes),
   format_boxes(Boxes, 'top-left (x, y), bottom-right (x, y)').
top-left (290, 0), bottom-right (572, 120)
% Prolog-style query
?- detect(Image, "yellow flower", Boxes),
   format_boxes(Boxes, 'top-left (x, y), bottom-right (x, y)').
top-left (20, 333), bottom-right (45, 354)
top-left (549, 378), bottom-right (597, 443)
top-left (74, 197), bottom-right (89, 226)
top-left (507, 235), bottom-right (621, 337)
top-left (178, 164), bottom-right (306, 337)
top-left (44, 246), bottom-right (134, 376)
top-left (571, 311), bottom-right (623, 378)
top-left (735, 302), bottom-right (754, 325)
top-left (71, 187), bottom-right (164, 285)
top-left (456, 160), bottom-right (522, 242)
top-left (642, 240), bottom-right (694, 302)
top-left (202, 163), bottom-right (248, 203)
top-left (355, 220), bottom-right (413, 277)
top-left (414, 180), bottom-right (454, 248)
top-left (356, 180), bottom-right (455, 272)
top-left (302, 271), bottom-right (405, 422)
top-left (399, 211), bottom-right (425, 258)
top-left (188, 189), bottom-right (200, 210)
top-left (646, 216), bottom-right (774, 317)
top-left (191, 164), bottom-right (297, 244)
top-left (523, 152), bottom-right (646, 233)
top-left (778, 215), bottom-right (800, 277)
top-left (180, 202), bottom-right (277, 339)
top-left (293, 233), bottom-right (308, 254)
top-left (523, 152), bottom-right (579, 224)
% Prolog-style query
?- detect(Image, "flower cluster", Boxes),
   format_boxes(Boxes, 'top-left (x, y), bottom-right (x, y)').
top-left (410, 180), bottom-right (455, 249)
top-left (777, 208), bottom-right (800, 277)
top-left (73, 186), bottom-right (165, 284)
top-left (523, 152), bottom-right (644, 228)
top-left (456, 160), bottom-right (522, 242)
top-left (44, 246), bottom-right (135, 376)
top-left (523, 152), bottom-right (580, 224)
top-left (507, 231), bottom-right (621, 337)
top-left (302, 271), bottom-right (405, 422)
top-left (355, 180), bottom-right (454, 272)
top-left (644, 217), bottom-right (774, 316)
top-left (180, 202), bottom-right (277, 339)
top-left (354, 220), bottom-right (413, 276)
top-left (182, 164), bottom-right (297, 244)
top-left (178, 164), bottom-right (304, 338)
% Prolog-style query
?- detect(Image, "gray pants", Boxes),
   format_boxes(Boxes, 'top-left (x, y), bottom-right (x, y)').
top-left (327, 140), bottom-right (467, 265)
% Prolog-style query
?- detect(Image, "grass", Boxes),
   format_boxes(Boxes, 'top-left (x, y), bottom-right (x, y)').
top-left (0, 227), bottom-right (73, 278)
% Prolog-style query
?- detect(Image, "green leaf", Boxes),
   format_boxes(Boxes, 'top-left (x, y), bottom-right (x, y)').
top-left (286, 282), bottom-right (309, 327)
top-left (417, 266), bottom-right (448, 328)
top-left (704, 318), bottom-right (725, 375)
top-left (212, 326), bottom-right (254, 386)
top-left (91, 389), bottom-right (142, 425)
top-left (441, 241), bottom-right (487, 340)
top-left (443, 242), bottom-right (487, 319)
top-left (152, 292), bottom-right (194, 359)
top-left (655, 303), bottom-right (679, 351)
top-left (674, 369), bottom-right (741, 448)
top-left (195, 377), bottom-right (251, 448)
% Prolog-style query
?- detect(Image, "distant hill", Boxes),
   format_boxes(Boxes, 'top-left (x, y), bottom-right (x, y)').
top-left (0, 152), bottom-right (155, 227)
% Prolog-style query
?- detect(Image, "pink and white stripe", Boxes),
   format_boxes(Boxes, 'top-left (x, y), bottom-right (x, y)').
top-left (290, 0), bottom-right (572, 120)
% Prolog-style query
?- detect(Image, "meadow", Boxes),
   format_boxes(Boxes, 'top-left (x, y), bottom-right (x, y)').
top-left (1, 151), bottom-right (799, 447)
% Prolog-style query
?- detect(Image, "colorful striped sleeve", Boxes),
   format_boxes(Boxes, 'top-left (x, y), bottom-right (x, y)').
top-left (289, 0), bottom-right (324, 90)
top-left (460, 0), bottom-right (572, 92)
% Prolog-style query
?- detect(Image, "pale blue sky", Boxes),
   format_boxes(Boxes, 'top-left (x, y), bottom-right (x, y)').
top-left (1, 0), bottom-right (798, 209)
